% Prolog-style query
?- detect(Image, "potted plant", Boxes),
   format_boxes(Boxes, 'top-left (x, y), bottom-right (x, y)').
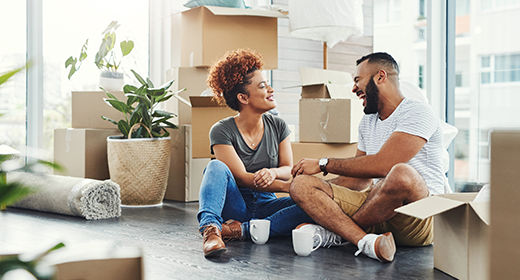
top-left (102, 70), bottom-right (183, 206)
top-left (65, 21), bottom-right (134, 91)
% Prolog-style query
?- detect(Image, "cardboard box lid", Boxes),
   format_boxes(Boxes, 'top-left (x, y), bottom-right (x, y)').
top-left (189, 96), bottom-right (227, 107)
top-left (200, 5), bottom-right (288, 18)
top-left (289, 67), bottom-right (357, 99)
top-left (299, 67), bottom-right (352, 87)
top-left (395, 193), bottom-right (489, 224)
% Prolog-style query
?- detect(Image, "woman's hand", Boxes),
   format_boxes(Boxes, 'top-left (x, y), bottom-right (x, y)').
top-left (254, 168), bottom-right (276, 188)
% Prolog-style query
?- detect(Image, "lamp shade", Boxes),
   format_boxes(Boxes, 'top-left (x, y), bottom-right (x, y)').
top-left (288, 0), bottom-right (364, 48)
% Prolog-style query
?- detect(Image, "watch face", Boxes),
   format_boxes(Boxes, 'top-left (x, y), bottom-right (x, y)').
top-left (319, 158), bottom-right (328, 166)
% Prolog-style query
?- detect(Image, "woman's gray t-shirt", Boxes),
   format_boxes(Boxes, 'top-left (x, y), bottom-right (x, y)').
top-left (209, 113), bottom-right (291, 174)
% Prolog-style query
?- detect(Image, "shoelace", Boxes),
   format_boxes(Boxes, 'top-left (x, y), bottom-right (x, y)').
top-left (315, 226), bottom-right (347, 248)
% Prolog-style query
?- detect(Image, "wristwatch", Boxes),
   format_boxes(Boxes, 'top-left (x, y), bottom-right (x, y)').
top-left (319, 158), bottom-right (329, 176)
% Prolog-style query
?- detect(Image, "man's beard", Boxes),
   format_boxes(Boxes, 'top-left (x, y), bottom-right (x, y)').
top-left (364, 75), bottom-right (380, 114)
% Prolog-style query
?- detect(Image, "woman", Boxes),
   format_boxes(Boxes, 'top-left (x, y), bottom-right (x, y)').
top-left (197, 49), bottom-right (314, 257)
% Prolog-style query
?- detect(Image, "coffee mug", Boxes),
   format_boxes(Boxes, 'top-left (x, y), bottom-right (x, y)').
top-left (292, 228), bottom-right (323, 256)
top-left (250, 219), bottom-right (270, 245)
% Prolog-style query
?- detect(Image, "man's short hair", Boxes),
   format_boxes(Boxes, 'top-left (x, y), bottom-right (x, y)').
top-left (356, 52), bottom-right (400, 75)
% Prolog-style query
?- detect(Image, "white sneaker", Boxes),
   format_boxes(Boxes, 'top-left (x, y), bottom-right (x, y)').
top-left (295, 223), bottom-right (350, 248)
top-left (354, 232), bottom-right (396, 262)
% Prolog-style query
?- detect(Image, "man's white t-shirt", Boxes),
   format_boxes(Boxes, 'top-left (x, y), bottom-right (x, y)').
top-left (357, 98), bottom-right (446, 195)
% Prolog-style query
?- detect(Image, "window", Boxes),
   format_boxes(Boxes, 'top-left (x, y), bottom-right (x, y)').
top-left (0, 1), bottom-right (26, 151)
top-left (480, 54), bottom-right (520, 84)
top-left (481, 0), bottom-right (520, 10)
top-left (374, 0), bottom-right (402, 25)
top-left (418, 65), bottom-right (424, 89)
top-left (0, 0), bottom-right (149, 158)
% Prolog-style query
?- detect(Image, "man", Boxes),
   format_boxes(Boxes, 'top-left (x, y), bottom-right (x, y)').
top-left (290, 52), bottom-right (445, 262)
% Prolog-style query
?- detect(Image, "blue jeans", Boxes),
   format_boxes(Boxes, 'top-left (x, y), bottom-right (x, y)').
top-left (197, 160), bottom-right (314, 239)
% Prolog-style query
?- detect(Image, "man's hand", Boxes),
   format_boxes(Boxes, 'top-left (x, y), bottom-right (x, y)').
top-left (291, 158), bottom-right (321, 177)
top-left (254, 168), bottom-right (276, 188)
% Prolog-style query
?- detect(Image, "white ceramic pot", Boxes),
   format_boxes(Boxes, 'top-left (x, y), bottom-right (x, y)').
top-left (99, 71), bottom-right (124, 92)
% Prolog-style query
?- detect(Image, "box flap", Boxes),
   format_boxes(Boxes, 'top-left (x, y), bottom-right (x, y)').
top-left (395, 195), bottom-right (467, 220)
top-left (204, 6), bottom-right (287, 18)
top-left (189, 96), bottom-right (227, 107)
top-left (300, 67), bottom-right (352, 87)
top-left (469, 201), bottom-right (490, 225)
top-left (326, 84), bottom-right (358, 99)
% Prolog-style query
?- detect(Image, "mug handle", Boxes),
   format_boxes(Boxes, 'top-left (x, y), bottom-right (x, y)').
top-left (251, 224), bottom-right (258, 242)
top-left (311, 233), bottom-right (322, 252)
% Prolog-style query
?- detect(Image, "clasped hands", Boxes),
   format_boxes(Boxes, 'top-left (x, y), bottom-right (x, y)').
top-left (253, 168), bottom-right (276, 188)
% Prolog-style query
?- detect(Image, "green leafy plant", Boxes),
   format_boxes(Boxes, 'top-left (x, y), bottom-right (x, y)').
top-left (0, 242), bottom-right (65, 280)
top-left (101, 70), bottom-right (184, 138)
top-left (0, 66), bottom-right (65, 279)
top-left (65, 21), bottom-right (135, 79)
top-left (0, 65), bottom-right (62, 208)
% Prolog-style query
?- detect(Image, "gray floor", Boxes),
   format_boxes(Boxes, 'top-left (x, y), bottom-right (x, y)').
top-left (0, 200), bottom-right (455, 280)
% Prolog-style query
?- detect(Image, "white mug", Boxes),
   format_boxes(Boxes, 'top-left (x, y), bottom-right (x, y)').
top-left (250, 219), bottom-right (270, 245)
top-left (292, 228), bottom-right (322, 256)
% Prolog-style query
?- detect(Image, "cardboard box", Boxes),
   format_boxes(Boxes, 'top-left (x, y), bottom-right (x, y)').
top-left (47, 246), bottom-right (143, 280)
top-left (55, 258), bottom-right (143, 280)
top-left (164, 125), bottom-right (210, 202)
top-left (490, 130), bottom-right (520, 280)
top-left (296, 67), bottom-right (363, 143)
top-left (180, 6), bottom-right (285, 69)
top-left (395, 193), bottom-right (490, 280)
top-left (71, 91), bottom-right (126, 129)
top-left (190, 96), bottom-right (236, 158)
top-left (54, 128), bottom-right (120, 180)
top-left (165, 67), bottom-right (210, 125)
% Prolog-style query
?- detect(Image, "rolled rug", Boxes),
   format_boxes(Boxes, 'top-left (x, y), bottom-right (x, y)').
top-left (7, 172), bottom-right (121, 220)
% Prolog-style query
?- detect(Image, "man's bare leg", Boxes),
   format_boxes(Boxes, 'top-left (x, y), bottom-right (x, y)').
top-left (290, 163), bottom-right (429, 262)
top-left (351, 163), bottom-right (429, 229)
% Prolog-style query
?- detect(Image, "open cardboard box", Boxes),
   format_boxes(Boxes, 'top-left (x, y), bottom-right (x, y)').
top-left (165, 67), bottom-right (210, 126)
top-left (180, 6), bottom-right (285, 69)
top-left (395, 193), bottom-right (489, 280)
top-left (295, 67), bottom-right (363, 143)
top-left (489, 130), bottom-right (520, 280)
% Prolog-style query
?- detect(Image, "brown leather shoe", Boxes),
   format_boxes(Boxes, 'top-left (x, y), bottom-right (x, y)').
top-left (221, 219), bottom-right (244, 242)
top-left (202, 225), bottom-right (226, 257)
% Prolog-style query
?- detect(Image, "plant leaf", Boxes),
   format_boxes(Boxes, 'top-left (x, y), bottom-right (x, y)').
top-left (117, 120), bottom-right (130, 137)
top-left (126, 93), bottom-right (152, 109)
top-left (120, 40), bottom-right (134, 57)
top-left (0, 182), bottom-right (34, 206)
top-left (101, 88), bottom-right (119, 100)
top-left (0, 67), bottom-right (25, 86)
top-left (123, 84), bottom-right (138, 94)
top-left (101, 115), bottom-right (118, 125)
top-left (102, 21), bottom-right (120, 35)
top-left (146, 77), bottom-right (154, 88)
top-left (131, 70), bottom-right (147, 86)
top-left (153, 110), bottom-right (175, 118)
top-left (104, 98), bottom-right (130, 114)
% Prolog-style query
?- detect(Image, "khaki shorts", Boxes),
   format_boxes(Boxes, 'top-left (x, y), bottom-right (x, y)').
top-left (330, 183), bottom-right (433, 246)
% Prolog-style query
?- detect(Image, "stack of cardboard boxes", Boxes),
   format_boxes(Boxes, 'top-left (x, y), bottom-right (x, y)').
top-left (291, 67), bottom-right (364, 179)
top-left (54, 91), bottom-right (122, 180)
top-left (162, 6), bottom-right (287, 202)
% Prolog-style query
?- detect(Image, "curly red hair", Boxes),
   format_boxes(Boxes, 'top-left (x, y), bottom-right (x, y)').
top-left (207, 48), bottom-right (264, 110)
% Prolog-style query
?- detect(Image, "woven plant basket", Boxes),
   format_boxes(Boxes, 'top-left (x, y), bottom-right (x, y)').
top-left (107, 125), bottom-right (171, 206)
